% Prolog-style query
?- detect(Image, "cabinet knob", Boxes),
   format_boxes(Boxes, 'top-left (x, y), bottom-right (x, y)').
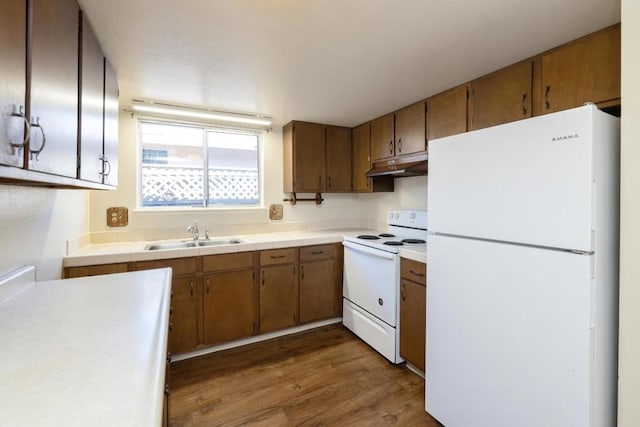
top-left (521, 93), bottom-right (528, 116)
top-left (389, 140), bottom-right (393, 154)
top-left (166, 353), bottom-right (172, 363)
top-left (398, 138), bottom-right (402, 153)
top-left (401, 284), bottom-right (406, 301)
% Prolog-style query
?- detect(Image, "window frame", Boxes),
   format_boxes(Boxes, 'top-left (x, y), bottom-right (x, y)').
top-left (136, 117), bottom-right (263, 210)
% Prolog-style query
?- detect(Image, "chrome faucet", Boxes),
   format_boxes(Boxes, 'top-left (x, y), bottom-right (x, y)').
top-left (204, 228), bottom-right (210, 240)
top-left (187, 221), bottom-right (199, 240)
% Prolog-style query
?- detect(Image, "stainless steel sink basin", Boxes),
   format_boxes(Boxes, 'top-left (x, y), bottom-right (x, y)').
top-left (144, 239), bottom-right (243, 250)
top-left (144, 241), bottom-right (197, 250)
top-left (197, 239), bottom-right (243, 247)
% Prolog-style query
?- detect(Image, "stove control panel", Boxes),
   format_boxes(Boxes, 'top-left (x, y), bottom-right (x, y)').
top-left (387, 210), bottom-right (428, 229)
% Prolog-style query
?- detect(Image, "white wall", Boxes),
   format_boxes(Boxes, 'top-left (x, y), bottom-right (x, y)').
top-left (88, 112), bottom-right (428, 242)
top-left (618, 2), bottom-right (640, 425)
top-left (0, 186), bottom-right (89, 280)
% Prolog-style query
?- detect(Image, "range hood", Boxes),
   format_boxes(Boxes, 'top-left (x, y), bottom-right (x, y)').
top-left (366, 153), bottom-right (428, 178)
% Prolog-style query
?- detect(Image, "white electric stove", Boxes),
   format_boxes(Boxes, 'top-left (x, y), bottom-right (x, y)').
top-left (342, 210), bottom-right (427, 363)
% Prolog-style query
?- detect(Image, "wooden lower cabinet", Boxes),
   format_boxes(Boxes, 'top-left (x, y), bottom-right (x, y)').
top-left (299, 259), bottom-right (338, 323)
top-left (260, 263), bottom-right (298, 333)
top-left (298, 243), bottom-right (342, 323)
top-left (168, 275), bottom-right (200, 354)
top-left (203, 269), bottom-right (256, 345)
top-left (399, 258), bottom-right (427, 372)
top-left (64, 262), bottom-right (128, 278)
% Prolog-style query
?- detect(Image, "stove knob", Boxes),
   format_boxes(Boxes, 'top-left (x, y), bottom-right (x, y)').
top-left (388, 212), bottom-right (394, 219)
top-left (410, 212), bottom-right (416, 219)
top-left (394, 213), bottom-right (399, 219)
top-left (378, 298), bottom-right (384, 306)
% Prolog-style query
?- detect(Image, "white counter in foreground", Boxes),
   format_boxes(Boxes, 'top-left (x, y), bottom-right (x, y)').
top-left (0, 267), bottom-right (172, 427)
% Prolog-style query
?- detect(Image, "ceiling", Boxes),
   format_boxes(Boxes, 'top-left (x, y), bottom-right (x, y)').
top-left (77, 0), bottom-right (620, 128)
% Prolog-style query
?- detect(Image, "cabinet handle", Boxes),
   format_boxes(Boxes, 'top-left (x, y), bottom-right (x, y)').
top-left (261, 271), bottom-right (265, 285)
top-left (389, 140), bottom-right (393, 154)
top-left (409, 270), bottom-right (425, 277)
top-left (206, 279), bottom-right (210, 294)
top-left (327, 175), bottom-right (332, 189)
top-left (521, 93), bottom-right (528, 115)
top-left (401, 284), bottom-right (406, 301)
top-left (301, 265), bottom-right (305, 280)
top-left (398, 138), bottom-right (402, 153)
top-left (168, 322), bottom-right (173, 331)
top-left (29, 116), bottom-right (46, 161)
top-left (311, 251), bottom-right (324, 255)
top-left (165, 384), bottom-right (170, 396)
top-left (9, 105), bottom-right (30, 151)
top-left (169, 306), bottom-right (173, 315)
top-left (189, 280), bottom-right (194, 296)
top-left (166, 353), bottom-right (172, 363)
top-left (270, 255), bottom-right (285, 259)
top-left (99, 154), bottom-right (112, 178)
top-left (545, 85), bottom-right (551, 110)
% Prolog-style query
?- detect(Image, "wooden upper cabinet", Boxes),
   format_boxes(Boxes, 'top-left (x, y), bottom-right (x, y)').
top-left (325, 125), bottom-right (352, 192)
top-left (29, 0), bottom-right (79, 177)
top-left (540, 24), bottom-right (620, 114)
top-left (283, 121), bottom-right (325, 193)
top-left (352, 123), bottom-right (371, 192)
top-left (79, 12), bottom-right (105, 183)
top-left (427, 85), bottom-right (468, 142)
top-left (0, 0), bottom-right (27, 168)
top-left (371, 113), bottom-right (395, 161)
top-left (469, 61), bottom-right (532, 131)
top-left (103, 59), bottom-right (119, 186)
top-left (395, 102), bottom-right (426, 157)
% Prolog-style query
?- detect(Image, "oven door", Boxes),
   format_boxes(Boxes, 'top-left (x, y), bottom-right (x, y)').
top-left (342, 240), bottom-right (399, 326)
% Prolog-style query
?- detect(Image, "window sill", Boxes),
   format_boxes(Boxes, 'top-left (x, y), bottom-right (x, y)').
top-left (132, 206), bottom-right (268, 215)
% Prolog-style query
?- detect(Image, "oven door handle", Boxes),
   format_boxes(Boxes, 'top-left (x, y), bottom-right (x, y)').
top-left (342, 240), bottom-right (396, 260)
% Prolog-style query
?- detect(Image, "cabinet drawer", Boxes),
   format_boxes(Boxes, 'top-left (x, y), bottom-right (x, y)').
top-left (203, 252), bottom-right (253, 272)
top-left (65, 263), bottom-right (129, 278)
top-left (400, 258), bottom-right (426, 286)
top-left (133, 257), bottom-right (197, 277)
top-left (260, 248), bottom-right (297, 266)
top-left (299, 244), bottom-right (335, 262)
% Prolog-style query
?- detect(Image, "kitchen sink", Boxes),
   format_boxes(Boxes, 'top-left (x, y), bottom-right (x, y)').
top-left (197, 239), bottom-right (243, 247)
top-left (144, 239), bottom-right (244, 250)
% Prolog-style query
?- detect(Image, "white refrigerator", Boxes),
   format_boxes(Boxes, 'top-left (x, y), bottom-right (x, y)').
top-left (425, 104), bottom-right (619, 427)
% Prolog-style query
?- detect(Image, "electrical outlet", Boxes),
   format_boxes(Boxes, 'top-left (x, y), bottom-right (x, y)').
top-left (106, 207), bottom-right (128, 227)
top-left (269, 204), bottom-right (283, 220)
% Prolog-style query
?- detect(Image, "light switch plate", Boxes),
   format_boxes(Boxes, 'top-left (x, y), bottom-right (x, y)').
top-left (269, 204), bottom-right (283, 220)
top-left (107, 207), bottom-right (128, 227)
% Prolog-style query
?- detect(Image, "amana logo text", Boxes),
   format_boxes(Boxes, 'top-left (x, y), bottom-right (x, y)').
top-left (552, 134), bottom-right (580, 142)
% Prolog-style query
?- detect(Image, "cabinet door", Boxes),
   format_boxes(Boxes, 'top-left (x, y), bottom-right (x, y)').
top-left (395, 102), bottom-right (426, 156)
top-left (352, 123), bottom-right (371, 192)
top-left (203, 270), bottom-right (255, 345)
top-left (0, 0), bottom-right (27, 168)
top-left (371, 113), bottom-right (394, 161)
top-left (299, 259), bottom-right (339, 323)
top-left (169, 276), bottom-right (200, 354)
top-left (29, 0), bottom-right (79, 177)
top-left (427, 85), bottom-right (468, 142)
top-left (325, 125), bottom-right (351, 191)
top-left (102, 59), bottom-right (119, 185)
top-left (260, 264), bottom-right (297, 333)
top-left (540, 25), bottom-right (620, 114)
top-left (79, 13), bottom-right (104, 183)
top-left (292, 121), bottom-right (325, 192)
top-left (469, 61), bottom-right (532, 131)
top-left (102, 58), bottom-right (120, 185)
top-left (400, 278), bottom-right (426, 371)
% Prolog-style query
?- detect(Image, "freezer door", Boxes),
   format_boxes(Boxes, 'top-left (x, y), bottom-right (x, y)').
top-left (425, 234), bottom-right (604, 427)
top-left (428, 105), bottom-right (614, 252)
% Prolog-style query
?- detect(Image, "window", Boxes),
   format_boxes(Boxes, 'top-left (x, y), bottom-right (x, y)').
top-left (139, 120), bottom-right (260, 208)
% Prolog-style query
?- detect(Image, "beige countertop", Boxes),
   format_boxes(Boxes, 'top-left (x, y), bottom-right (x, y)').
top-left (64, 229), bottom-right (427, 267)
top-left (0, 268), bottom-right (172, 427)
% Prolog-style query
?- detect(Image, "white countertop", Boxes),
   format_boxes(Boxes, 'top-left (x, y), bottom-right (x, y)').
top-left (0, 268), bottom-right (172, 427)
top-left (64, 229), bottom-right (426, 267)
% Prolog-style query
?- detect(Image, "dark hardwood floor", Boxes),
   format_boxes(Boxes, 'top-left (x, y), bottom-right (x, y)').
top-left (169, 324), bottom-right (442, 426)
